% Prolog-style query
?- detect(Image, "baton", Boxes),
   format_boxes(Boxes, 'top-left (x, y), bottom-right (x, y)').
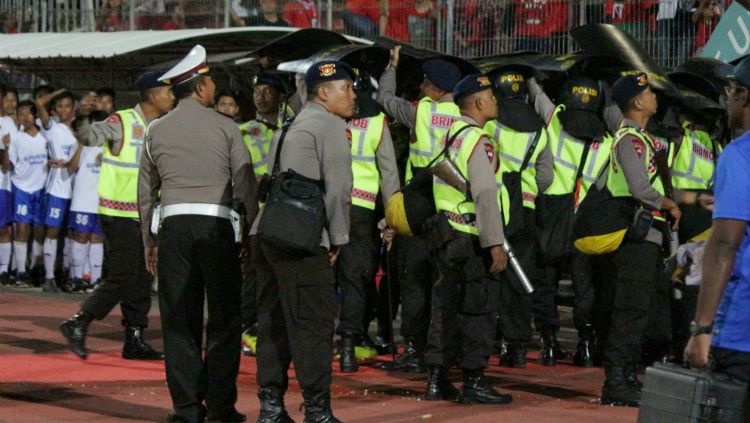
top-left (503, 239), bottom-right (534, 294)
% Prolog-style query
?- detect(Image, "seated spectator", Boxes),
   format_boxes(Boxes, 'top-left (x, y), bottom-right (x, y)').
top-left (344, 0), bottom-right (380, 37)
top-left (453, 0), bottom-right (505, 57)
top-left (246, 0), bottom-right (290, 26)
top-left (230, 0), bottom-right (249, 26)
top-left (283, 0), bottom-right (318, 28)
top-left (693, 0), bottom-right (723, 55)
top-left (97, 0), bottom-right (126, 32)
top-left (2, 14), bottom-right (18, 34)
top-left (160, 1), bottom-right (186, 30)
top-left (656, 0), bottom-right (695, 68)
top-left (385, 0), bottom-right (435, 47)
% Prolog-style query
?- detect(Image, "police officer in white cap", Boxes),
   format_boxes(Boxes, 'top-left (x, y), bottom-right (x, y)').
top-left (138, 45), bottom-right (258, 423)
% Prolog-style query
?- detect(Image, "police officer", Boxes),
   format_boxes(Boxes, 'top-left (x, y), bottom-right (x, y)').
top-left (670, 110), bottom-right (721, 242)
top-left (483, 68), bottom-right (553, 368)
top-left (423, 73), bottom-right (512, 405)
top-left (249, 60), bottom-right (355, 423)
top-left (528, 75), bottom-right (616, 367)
top-left (59, 71), bottom-right (173, 361)
top-left (376, 46), bottom-right (461, 372)
top-left (600, 73), bottom-right (681, 407)
top-left (237, 71), bottom-right (294, 357)
top-left (138, 45), bottom-right (257, 423)
top-left (337, 68), bottom-right (400, 372)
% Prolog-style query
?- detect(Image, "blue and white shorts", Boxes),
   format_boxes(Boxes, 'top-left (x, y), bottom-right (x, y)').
top-left (13, 188), bottom-right (45, 225)
top-left (43, 193), bottom-right (71, 228)
top-left (68, 211), bottom-right (104, 237)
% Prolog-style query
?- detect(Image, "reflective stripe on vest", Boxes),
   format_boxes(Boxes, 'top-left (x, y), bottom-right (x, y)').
top-left (349, 113), bottom-right (386, 210)
top-left (671, 123), bottom-right (721, 190)
top-left (607, 125), bottom-right (667, 221)
top-left (408, 97), bottom-right (460, 181)
top-left (97, 108), bottom-right (144, 218)
top-left (544, 106), bottom-right (613, 207)
top-left (240, 120), bottom-right (276, 176)
top-left (484, 119), bottom-right (547, 209)
top-left (433, 121), bottom-right (509, 235)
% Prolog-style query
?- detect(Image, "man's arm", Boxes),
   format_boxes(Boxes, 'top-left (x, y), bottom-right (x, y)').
top-left (321, 118), bottom-right (353, 247)
top-left (137, 133), bottom-right (161, 249)
top-left (376, 47), bottom-right (417, 128)
top-left (66, 144), bottom-right (83, 174)
top-left (616, 135), bottom-right (664, 210)
top-left (228, 124), bottom-right (259, 225)
top-left (535, 136), bottom-right (554, 193)
top-left (79, 114), bottom-right (125, 153)
top-left (468, 137), bottom-right (504, 248)
top-left (375, 121), bottom-right (401, 207)
top-left (1, 134), bottom-right (12, 172)
top-left (527, 78), bottom-right (556, 122)
top-left (35, 88), bottom-right (66, 130)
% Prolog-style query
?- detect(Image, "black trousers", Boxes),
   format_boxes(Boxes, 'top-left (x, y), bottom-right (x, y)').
top-left (158, 215), bottom-right (242, 423)
top-left (81, 216), bottom-right (152, 328)
top-left (712, 347), bottom-right (750, 383)
top-left (252, 236), bottom-right (337, 394)
top-left (601, 240), bottom-right (664, 369)
top-left (396, 235), bottom-right (432, 343)
top-left (424, 235), bottom-right (497, 370)
top-left (336, 206), bottom-right (380, 336)
top-left (499, 208), bottom-right (536, 342)
top-left (240, 260), bottom-right (258, 328)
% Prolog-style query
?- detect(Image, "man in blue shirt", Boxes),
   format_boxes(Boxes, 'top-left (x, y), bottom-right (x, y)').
top-left (685, 57), bottom-right (750, 388)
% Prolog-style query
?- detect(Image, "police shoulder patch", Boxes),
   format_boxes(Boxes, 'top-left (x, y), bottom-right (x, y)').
top-left (345, 127), bottom-right (352, 146)
top-left (483, 141), bottom-right (495, 163)
top-left (106, 113), bottom-right (122, 124)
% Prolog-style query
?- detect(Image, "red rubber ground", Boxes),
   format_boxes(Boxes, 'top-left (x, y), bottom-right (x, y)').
top-left (0, 289), bottom-right (638, 423)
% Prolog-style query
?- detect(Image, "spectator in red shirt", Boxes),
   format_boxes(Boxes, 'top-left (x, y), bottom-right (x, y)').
top-left (344, 0), bottom-right (380, 37)
top-left (96, 0), bottom-right (126, 32)
top-left (453, 0), bottom-right (505, 56)
top-left (283, 0), bottom-right (319, 28)
top-left (513, 0), bottom-right (568, 53)
top-left (693, 0), bottom-right (724, 54)
top-left (605, 0), bottom-right (656, 43)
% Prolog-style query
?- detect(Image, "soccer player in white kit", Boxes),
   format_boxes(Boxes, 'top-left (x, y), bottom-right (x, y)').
top-left (0, 85), bottom-right (18, 284)
top-left (36, 89), bottom-right (78, 289)
top-left (66, 142), bottom-right (104, 292)
top-left (2, 100), bottom-right (49, 288)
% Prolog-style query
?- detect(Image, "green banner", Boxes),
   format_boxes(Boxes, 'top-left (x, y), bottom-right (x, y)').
top-left (701, 2), bottom-right (750, 62)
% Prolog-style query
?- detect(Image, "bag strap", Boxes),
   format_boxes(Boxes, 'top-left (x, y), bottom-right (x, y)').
top-left (520, 128), bottom-right (544, 172)
top-left (574, 140), bottom-right (593, 185)
top-left (270, 117), bottom-right (297, 177)
top-left (424, 123), bottom-right (478, 169)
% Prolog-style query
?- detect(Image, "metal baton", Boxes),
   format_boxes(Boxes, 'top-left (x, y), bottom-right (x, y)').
top-left (503, 239), bottom-right (534, 294)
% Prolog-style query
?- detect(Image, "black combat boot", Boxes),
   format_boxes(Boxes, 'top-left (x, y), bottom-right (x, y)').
top-left (457, 369), bottom-right (513, 405)
top-left (302, 390), bottom-right (341, 423)
top-left (339, 332), bottom-right (359, 373)
top-left (59, 310), bottom-right (93, 359)
top-left (256, 386), bottom-right (295, 423)
top-left (122, 326), bottom-right (165, 360)
top-left (500, 341), bottom-right (527, 368)
top-left (601, 366), bottom-right (641, 407)
top-left (425, 365), bottom-right (458, 401)
top-left (538, 326), bottom-right (570, 366)
top-left (573, 324), bottom-right (596, 367)
top-left (379, 338), bottom-right (426, 372)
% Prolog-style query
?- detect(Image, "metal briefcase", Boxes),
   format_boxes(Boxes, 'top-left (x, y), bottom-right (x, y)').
top-left (638, 362), bottom-right (748, 423)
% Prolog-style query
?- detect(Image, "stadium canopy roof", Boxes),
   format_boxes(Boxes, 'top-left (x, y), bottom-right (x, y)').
top-left (0, 27), bottom-right (368, 92)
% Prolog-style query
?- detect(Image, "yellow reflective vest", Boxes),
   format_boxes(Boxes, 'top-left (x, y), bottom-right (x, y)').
top-left (408, 97), bottom-right (460, 181)
top-left (671, 121), bottom-right (721, 190)
top-left (349, 113), bottom-right (386, 210)
top-left (97, 108), bottom-right (145, 219)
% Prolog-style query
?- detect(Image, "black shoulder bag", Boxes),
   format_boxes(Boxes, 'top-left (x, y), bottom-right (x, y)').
top-left (536, 140), bottom-right (591, 263)
top-left (256, 119), bottom-right (327, 255)
top-left (502, 128), bottom-right (544, 238)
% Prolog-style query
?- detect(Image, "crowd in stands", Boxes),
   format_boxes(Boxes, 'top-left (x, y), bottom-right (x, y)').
top-left (0, 0), bottom-right (732, 64)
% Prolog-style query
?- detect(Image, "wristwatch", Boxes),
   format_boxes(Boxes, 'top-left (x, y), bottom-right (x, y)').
top-left (689, 321), bottom-right (713, 336)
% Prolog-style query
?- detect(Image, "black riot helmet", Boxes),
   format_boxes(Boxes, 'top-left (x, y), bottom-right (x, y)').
top-left (492, 68), bottom-right (528, 101)
top-left (352, 67), bottom-right (374, 94)
top-left (559, 76), bottom-right (602, 114)
top-left (557, 76), bottom-right (607, 140)
top-left (352, 67), bottom-right (380, 118)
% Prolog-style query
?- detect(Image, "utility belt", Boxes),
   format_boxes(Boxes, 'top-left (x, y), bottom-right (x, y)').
top-left (422, 212), bottom-right (481, 256)
top-left (151, 202), bottom-right (243, 242)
